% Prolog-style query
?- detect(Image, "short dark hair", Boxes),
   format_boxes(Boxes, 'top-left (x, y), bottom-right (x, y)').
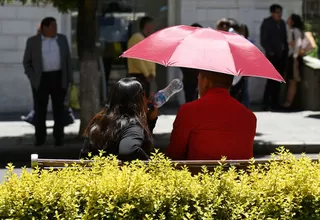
top-left (216, 18), bottom-right (230, 30)
top-left (40, 17), bottom-right (56, 30)
top-left (270, 4), bottom-right (282, 13)
top-left (200, 70), bottom-right (234, 89)
top-left (191, 23), bottom-right (202, 28)
top-left (139, 16), bottom-right (153, 31)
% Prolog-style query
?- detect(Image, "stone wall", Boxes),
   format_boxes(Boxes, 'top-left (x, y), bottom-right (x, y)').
top-left (0, 1), bottom-right (70, 113)
top-left (180, 0), bottom-right (302, 104)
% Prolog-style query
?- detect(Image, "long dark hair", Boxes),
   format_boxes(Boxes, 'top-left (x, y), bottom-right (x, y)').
top-left (84, 77), bottom-right (151, 151)
top-left (291, 14), bottom-right (304, 32)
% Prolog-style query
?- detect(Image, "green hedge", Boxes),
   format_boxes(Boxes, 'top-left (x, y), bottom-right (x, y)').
top-left (1, 148), bottom-right (320, 219)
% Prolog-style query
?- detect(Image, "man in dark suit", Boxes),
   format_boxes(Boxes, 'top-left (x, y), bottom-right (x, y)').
top-left (21, 24), bottom-right (75, 127)
top-left (23, 17), bottom-right (73, 146)
top-left (260, 4), bottom-right (288, 110)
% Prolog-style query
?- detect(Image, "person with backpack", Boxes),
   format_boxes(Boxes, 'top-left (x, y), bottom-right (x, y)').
top-left (281, 14), bottom-right (305, 110)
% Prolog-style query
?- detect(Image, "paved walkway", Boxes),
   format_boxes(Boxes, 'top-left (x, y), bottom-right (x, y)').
top-left (254, 111), bottom-right (320, 152)
top-left (156, 111), bottom-right (320, 153)
top-left (0, 110), bottom-right (320, 167)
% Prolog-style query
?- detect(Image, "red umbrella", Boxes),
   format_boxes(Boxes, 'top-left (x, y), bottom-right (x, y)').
top-left (121, 25), bottom-right (285, 82)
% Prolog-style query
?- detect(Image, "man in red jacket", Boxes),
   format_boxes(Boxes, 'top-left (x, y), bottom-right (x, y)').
top-left (166, 70), bottom-right (256, 160)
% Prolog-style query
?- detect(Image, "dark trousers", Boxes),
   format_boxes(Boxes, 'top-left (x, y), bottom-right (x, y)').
top-left (242, 77), bottom-right (250, 108)
top-left (33, 70), bottom-right (66, 144)
top-left (103, 58), bottom-right (112, 86)
top-left (129, 73), bottom-right (150, 97)
top-left (31, 85), bottom-right (37, 110)
top-left (263, 55), bottom-right (286, 109)
top-left (181, 68), bottom-right (199, 103)
top-left (102, 58), bottom-right (112, 101)
top-left (183, 82), bottom-right (198, 103)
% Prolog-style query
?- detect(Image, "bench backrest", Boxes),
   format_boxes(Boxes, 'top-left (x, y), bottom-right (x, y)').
top-left (31, 154), bottom-right (319, 174)
top-left (29, 154), bottom-right (276, 173)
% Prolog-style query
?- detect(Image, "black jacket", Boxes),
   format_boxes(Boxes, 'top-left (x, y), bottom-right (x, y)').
top-left (79, 118), bottom-right (157, 161)
top-left (260, 17), bottom-right (288, 59)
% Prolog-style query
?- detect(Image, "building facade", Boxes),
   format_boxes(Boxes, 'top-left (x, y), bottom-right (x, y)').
top-left (177, 0), bottom-right (302, 104)
top-left (0, 1), bottom-right (71, 113)
top-left (0, 0), bottom-right (303, 113)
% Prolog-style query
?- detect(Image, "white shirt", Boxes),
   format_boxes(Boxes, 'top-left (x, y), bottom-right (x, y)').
top-left (288, 28), bottom-right (302, 58)
top-left (41, 35), bottom-right (61, 72)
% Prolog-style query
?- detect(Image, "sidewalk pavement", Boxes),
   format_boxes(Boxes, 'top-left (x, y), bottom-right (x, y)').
top-left (156, 111), bottom-right (320, 154)
top-left (0, 110), bottom-right (320, 167)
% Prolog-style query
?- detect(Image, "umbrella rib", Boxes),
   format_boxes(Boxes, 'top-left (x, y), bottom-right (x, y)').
top-left (222, 33), bottom-right (239, 76)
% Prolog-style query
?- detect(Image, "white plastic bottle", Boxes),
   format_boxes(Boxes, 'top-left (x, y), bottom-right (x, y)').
top-left (152, 79), bottom-right (184, 108)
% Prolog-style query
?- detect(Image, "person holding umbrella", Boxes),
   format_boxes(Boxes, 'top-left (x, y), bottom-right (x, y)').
top-left (167, 70), bottom-right (257, 160)
top-left (121, 25), bottom-right (284, 160)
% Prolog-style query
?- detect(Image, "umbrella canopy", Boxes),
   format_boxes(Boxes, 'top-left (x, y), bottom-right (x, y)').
top-left (121, 25), bottom-right (285, 82)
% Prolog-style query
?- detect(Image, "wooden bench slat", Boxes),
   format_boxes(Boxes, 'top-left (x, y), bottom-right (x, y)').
top-left (31, 154), bottom-right (319, 173)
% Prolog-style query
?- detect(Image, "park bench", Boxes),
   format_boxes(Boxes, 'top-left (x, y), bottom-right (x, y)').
top-left (31, 154), bottom-right (319, 174)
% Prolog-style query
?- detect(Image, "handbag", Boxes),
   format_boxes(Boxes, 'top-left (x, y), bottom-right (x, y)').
top-left (65, 84), bottom-right (80, 109)
top-left (293, 31), bottom-right (316, 56)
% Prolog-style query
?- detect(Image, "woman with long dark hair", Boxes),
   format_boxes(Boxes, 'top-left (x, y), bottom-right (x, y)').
top-left (282, 14), bottom-right (304, 110)
top-left (79, 77), bottom-right (158, 161)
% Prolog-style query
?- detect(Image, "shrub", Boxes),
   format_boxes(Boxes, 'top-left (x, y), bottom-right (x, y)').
top-left (0, 148), bottom-right (320, 219)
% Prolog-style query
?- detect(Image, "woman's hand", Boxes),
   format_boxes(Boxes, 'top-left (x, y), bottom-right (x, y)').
top-left (147, 93), bottom-right (158, 121)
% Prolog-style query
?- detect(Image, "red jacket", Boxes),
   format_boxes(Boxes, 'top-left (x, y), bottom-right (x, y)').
top-left (166, 88), bottom-right (256, 160)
